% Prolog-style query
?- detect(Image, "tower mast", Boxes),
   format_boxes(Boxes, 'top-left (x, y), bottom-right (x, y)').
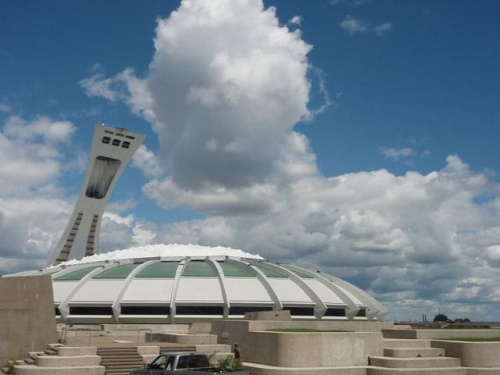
top-left (47, 124), bottom-right (145, 266)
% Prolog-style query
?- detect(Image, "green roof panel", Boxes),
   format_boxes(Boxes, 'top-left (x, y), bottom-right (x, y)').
top-left (219, 262), bottom-right (256, 277)
top-left (93, 264), bottom-right (138, 279)
top-left (182, 261), bottom-right (218, 277)
top-left (283, 265), bottom-right (314, 278)
top-left (54, 266), bottom-right (101, 281)
top-left (136, 262), bottom-right (179, 278)
top-left (253, 264), bottom-right (289, 278)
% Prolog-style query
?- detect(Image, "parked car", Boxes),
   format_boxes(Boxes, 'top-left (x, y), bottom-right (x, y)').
top-left (130, 352), bottom-right (249, 375)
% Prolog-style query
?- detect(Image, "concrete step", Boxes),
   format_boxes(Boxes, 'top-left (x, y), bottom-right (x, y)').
top-left (36, 355), bottom-right (101, 367)
top-left (142, 354), bottom-right (157, 363)
top-left (97, 346), bottom-right (144, 374)
top-left (57, 347), bottom-right (97, 356)
top-left (14, 365), bottom-right (105, 375)
top-left (369, 357), bottom-right (461, 369)
top-left (136, 346), bottom-right (159, 355)
top-left (383, 339), bottom-right (432, 349)
top-left (384, 348), bottom-right (445, 358)
top-left (368, 367), bottom-right (466, 375)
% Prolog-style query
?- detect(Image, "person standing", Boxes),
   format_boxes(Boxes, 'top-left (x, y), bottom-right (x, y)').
top-left (233, 343), bottom-right (243, 369)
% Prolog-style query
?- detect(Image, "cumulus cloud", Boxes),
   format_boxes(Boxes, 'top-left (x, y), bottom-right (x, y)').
top-left (340, 15), bottom-right (392, 37)
top-left (72, 0), bottom-right (500, 320)
top-left (0, 116), bottom-right (75, 195)
top-left (374, 22), bottom-right (393, 36)
top-left (0, 116), bottom-right (77, 272)
top-left (379, 147), bottom-right (414, 160)
top-left (0, 102), bottom-right (11, 113)
top-left (288, 15), bottom-right (302, 26)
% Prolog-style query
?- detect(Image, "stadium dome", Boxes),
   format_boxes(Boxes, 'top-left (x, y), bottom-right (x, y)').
top-left (10, 244), bottom-right (387, 324)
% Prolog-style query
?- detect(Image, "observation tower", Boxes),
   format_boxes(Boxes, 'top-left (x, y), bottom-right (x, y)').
top-left (47, 124), bottom-right (145, 266)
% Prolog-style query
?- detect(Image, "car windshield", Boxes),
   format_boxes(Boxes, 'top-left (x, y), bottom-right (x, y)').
top-left (150, 355), bottom-right (168, 367)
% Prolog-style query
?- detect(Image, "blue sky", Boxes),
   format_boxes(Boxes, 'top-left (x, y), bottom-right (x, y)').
top-left (1, 0), bottom-right (500, 321)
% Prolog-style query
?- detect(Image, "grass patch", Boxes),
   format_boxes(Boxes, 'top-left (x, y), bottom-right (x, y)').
top-left (441, 337), bottom-right (500, 342)
top-left (266, 328), bottom-right (350, 333)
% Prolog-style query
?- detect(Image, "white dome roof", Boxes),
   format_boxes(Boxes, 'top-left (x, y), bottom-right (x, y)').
top-left (10, 244), bottom-right (387, 323)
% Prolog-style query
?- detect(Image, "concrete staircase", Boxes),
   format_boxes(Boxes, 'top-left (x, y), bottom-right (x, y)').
top-left (367, 339), bottom-right (466, 375)
top-left (14, 346), bottom-right (105, 375)
top-left (97, 347), bottom-right (144, 375)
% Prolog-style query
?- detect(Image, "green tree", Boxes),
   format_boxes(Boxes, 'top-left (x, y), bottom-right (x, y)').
top-left (433, 313), bottom-right (450, 322)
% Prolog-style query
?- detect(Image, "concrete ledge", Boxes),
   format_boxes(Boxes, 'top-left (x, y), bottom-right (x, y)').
top-left (14, 365), bottom-right (105, 375)
top-left (383, 340), bottom-right (432, 349)
top-left (369, 356), bottom-right (461, 368)
top-left (383, 329), bottom-right (500, 340)
top-left (384, 348), bottom-right (445, 358)
top-left (57, 347), bottom-right (97, 356)
top-left (195, 344), bottom-right (232, 354)
top-left (36, 355), bottom-right (101, 367)
top-left (146, 332), bottom-right (217, 344)
top-left (431, 341), bottom-right (500, 367)
top-left (466, 368), bottom-right (500, 375)
top-left (368, 367), bottom-right (466, 374)
top-left (244, 362), bottom-right (366, 375)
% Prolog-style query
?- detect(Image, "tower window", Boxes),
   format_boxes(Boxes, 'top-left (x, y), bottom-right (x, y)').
top-left (122, 141), bottom-right (130, 149)
top-left (102, 136), bottom-right (111, 144)
top-left (112, 139), bottom-right (121, 146)
top-left (85, 156), bottom-right (121, 199)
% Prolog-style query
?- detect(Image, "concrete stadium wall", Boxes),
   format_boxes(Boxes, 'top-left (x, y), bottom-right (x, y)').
top-left (246, 331), bottom-right (382, 367)
top-left (211, 320), bottom-right (384, 367)
top-left (432, 340), bottom-right (500, 367)
top-left (383, 328), bottom-right (500, 339)
top-left (248, 320), bottom-right (394, 333)
top-left (0, 275), bottom-right (57, 366)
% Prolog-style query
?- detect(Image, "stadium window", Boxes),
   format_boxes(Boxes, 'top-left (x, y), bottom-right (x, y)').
top-left (69, 306), bottom-right (113, 315)
top-left (176, 306), bottom-right (224, 315)
top-left (121, 306), bottom-right (170, 315)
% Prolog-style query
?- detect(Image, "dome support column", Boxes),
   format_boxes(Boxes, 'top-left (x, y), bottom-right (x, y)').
top-left (321, 273), bottom-right (387, 320)
top-left (287, 266), bottom-right (360, 320)
top-left (207, 257), bottom-right (230, 319)
top-left (229, 258), bottom-right (284, 311)
top-left (111, 260), bottom-right (158, 323)
top-left (170, 259), bottom-right (188, 324)
top-left (57, 264), bottom-right (107, 322)
top-left (261, 262), bottom-right (328, 320)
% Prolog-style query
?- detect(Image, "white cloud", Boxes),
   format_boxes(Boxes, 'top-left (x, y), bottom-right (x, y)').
top-left (0, 116), bottom-right (76, 195)
top-left (339, 15), bottom-right (369, 35)
top-left (379, 147), bottom-right (414, 160)
top-left (288, 15), bottom-right (302, 26)
top-left (132, 145), bottom-right (164, 178)
top-left (339, 15), bottom-right (392, 37)
top-left (374, 22), bottom-right (393, 36)
top-left (0, 103), bottom-right (11, 113)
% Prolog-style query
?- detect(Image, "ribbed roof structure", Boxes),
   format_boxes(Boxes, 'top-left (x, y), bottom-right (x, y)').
top-left (9, 244), bottom-right (387, 323)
